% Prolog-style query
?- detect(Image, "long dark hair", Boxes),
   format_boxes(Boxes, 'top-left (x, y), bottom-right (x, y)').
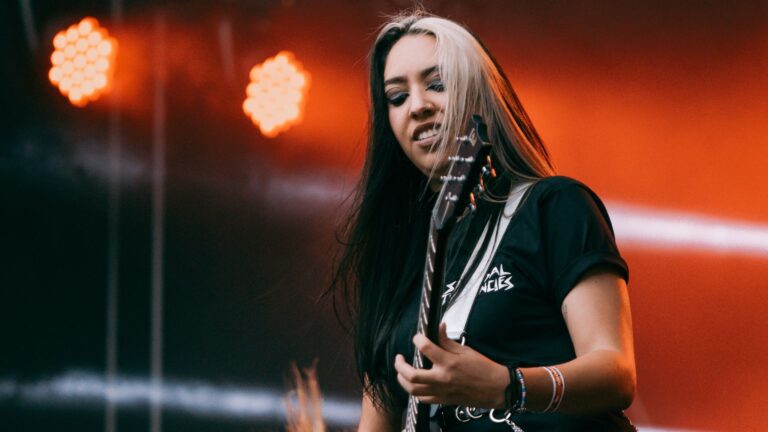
top-left (328, 10), bottom-right (555, 413)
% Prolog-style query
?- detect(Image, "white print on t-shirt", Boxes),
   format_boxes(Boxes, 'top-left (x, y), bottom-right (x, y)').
top-left (441, 264), bottom-right (514, 306)
top-left (479, 264), bottom-right (514, 294)
top-left (442, 281), bottom-right (458, 306)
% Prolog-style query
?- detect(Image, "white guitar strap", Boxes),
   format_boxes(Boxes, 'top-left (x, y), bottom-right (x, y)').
top-left (441, 182), bottom-right (533, 340)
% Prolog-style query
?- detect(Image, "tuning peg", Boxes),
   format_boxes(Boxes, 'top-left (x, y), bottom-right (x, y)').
top-left (444, 192), bottom-right (459, 203)
top-left (485, 155), bottom-right (497, 178)
top-left (481, 165), bottom-right (497, 179)
top-left (447, 156), bottom-right (475, 163)
top-left (440, 174), bottom-right (467, 183)
top-left (456, 132), bottom-right (478, 146)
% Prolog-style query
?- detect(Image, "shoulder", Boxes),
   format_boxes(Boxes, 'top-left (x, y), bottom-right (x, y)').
top-left (527, 176), bottom-right (607, 209)
top-left (528, 175), bottom-right (596, 197)
top-left (523, 175), bottom-right (615, 231)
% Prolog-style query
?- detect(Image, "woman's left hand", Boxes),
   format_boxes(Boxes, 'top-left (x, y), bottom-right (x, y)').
top-left (394, 322), bottom-right (509, 408)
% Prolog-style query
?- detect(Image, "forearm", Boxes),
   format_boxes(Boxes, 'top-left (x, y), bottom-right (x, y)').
top-left (518, 349), bottom-right (635, 413)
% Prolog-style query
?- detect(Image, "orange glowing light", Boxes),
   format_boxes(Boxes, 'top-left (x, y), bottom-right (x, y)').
top-left (243, 51), bottom-right (310, 138)
top-left (49, 17), bottom-right (117, 107)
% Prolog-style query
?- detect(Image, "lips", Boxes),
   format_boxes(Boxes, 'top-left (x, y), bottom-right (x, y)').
top-left (411, 122), bottom-right (442, 146)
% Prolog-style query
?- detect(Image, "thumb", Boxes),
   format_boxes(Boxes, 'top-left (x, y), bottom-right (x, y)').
top-left (438, 322), bottom-right (462, 351)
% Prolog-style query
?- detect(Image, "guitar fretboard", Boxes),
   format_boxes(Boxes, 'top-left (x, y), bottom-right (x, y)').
top-left (403, 219), bottom-right (441, 432)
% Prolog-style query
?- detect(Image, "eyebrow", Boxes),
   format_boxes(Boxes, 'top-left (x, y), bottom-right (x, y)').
top-left (383, 65), bottom-right (439, 87)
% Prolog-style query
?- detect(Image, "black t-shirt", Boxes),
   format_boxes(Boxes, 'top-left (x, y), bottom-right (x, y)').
top-left (390, 176), bottom-right (634, 431)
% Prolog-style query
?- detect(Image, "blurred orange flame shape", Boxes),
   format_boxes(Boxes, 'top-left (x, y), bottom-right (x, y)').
top-left (49, 17), bottom-right (117, 107)
top-left (243, 51), bottom-right (310, 138)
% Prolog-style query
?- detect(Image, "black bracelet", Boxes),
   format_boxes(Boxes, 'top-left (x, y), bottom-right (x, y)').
top-left (503, 364), bottom-right (521, 410)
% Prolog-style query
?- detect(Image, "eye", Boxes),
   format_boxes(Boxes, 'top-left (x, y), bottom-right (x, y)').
top-left (427, 79), bottom-right (445, 92)
top-left (386, 91), bottom-right (408, 107)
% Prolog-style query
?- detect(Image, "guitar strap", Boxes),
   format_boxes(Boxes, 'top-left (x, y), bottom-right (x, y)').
top-left (441, 181), bottom-right (533, 341)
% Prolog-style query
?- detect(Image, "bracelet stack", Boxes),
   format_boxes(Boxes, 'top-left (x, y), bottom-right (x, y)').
top-left (503, 365), bottom-right (566, 414)
top-left (542, 366), bottom-right (565, 413)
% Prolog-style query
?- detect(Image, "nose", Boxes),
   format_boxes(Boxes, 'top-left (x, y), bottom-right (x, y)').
top-left (409, 89), bottom-right (435, 119)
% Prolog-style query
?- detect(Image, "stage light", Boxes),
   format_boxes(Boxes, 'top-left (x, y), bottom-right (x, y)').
top-left (243, 51), bottom-right (310, 138)
top-left (49, 17), bottom-right (117, 108)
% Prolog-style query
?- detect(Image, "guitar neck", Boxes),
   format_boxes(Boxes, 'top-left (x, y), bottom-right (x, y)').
top-left (416, 218), bottom-right (451, 357)
top-left (404, 218), bottom-right (451, 432)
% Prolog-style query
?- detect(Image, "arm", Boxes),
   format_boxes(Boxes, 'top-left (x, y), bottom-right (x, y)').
top-left (394, 267), bottom-right (635, 413)
top-left (521, 267), bottom-right (636, 412)
top-left (358, 388), bottom-right (401, 432)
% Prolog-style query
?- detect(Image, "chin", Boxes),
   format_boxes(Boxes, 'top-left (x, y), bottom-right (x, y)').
top-left (419, 165), bottom-right (448, 182)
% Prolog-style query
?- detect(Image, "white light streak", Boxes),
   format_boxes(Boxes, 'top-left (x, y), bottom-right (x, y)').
top-left (18, 0), bottom-right (39, 52)
top-left (71, 142), bottom-right (146, 184)
top-left (0, 372), bottom-right (701, 432)
top-left (607, 201), bottom-right (768, 256)
top-left (259, 172), bottom-right (353, 210)
top-left (259, 176), bottom-right (768, 257)
top-left (2, 371), bottom-right (360, 427)
top-left (0, 372), bottom-right (707, 431)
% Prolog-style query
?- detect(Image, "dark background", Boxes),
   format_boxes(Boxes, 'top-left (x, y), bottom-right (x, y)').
top-left (2, 0), bottom-right (767, 431)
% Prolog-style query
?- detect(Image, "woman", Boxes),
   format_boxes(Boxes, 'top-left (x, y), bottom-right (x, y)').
top-left (330, 10), bottom-right (636, 431)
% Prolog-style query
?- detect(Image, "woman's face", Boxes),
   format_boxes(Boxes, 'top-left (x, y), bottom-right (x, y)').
top-left (383, 34), bottom-right (449, 187)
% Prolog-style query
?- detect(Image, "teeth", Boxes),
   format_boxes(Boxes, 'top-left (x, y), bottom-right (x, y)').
top-left (417, 128), bottom-right (438, 141)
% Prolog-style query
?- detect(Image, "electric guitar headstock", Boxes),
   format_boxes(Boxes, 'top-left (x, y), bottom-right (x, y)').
top-left (433, 114), bottom-right (495, 231)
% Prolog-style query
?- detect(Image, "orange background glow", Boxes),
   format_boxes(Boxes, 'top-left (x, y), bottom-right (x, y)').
top-left (22, 1), bottom-right (768, 430)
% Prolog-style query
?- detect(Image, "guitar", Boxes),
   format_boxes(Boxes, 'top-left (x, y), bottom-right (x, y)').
top-left (402, 115), bottom-right (494, 432)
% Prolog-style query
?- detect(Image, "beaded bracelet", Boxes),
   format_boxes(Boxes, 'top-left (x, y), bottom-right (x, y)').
top-left (503, 366), bottom-right (528, 413)
top-left (515, 368), bottom-right (527, 412)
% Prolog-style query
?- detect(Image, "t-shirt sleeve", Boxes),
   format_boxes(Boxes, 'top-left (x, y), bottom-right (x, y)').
top-left (539, 181), bottom-right (629, 305)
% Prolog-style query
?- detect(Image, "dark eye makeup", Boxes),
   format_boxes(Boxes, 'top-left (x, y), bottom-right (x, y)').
top-left (427, 79), bottom-right (445, 92)
top-left (384, 77), bottom-right (444, 107)
top-left (386, 92), bottom-right (407, 106)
